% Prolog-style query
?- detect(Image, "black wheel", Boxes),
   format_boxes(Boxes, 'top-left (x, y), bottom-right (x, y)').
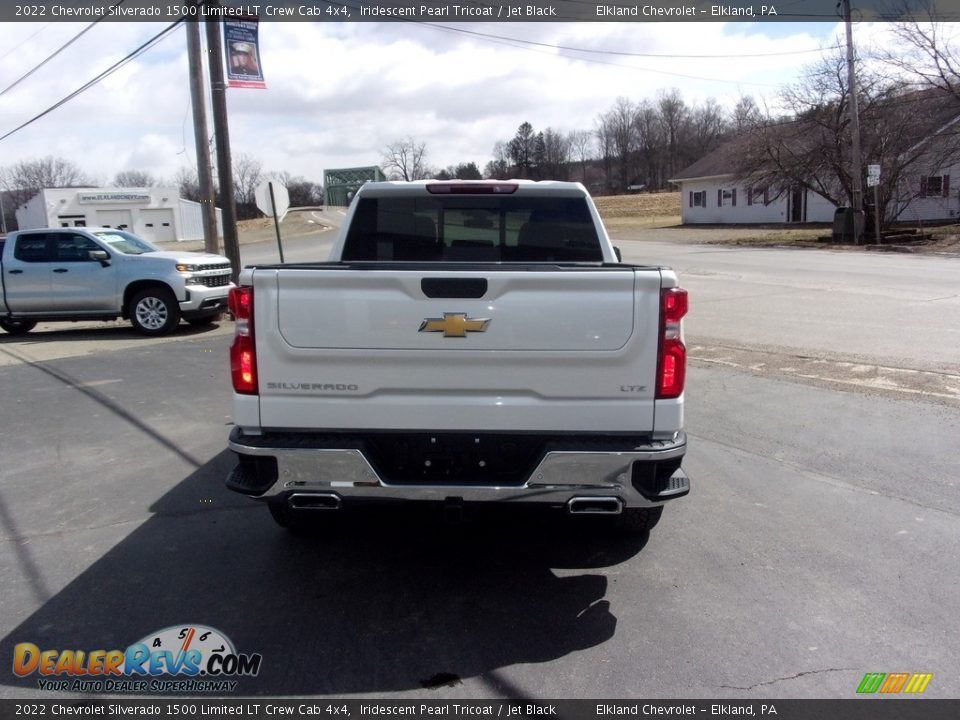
top-left (614, 506), bottom-right (664, 534)
top-left (128, 287), bottom-right (180, 336)
top-left (186, 312), bottom-right (222, 327)
top-left (0, 319), bottom-right (37, 336)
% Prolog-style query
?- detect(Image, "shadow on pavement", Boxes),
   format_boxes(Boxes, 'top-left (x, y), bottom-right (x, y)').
top-left (1, 450), bottom-right (650, 696)
top-left (0, 321), bottom-right (228, 345)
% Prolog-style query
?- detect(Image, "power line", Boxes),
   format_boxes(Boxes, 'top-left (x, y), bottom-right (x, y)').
top-left (424, 23), bottom-right (842, 59)
top-left (0, 20), bottom-right (185, 144)
top-left (0, 1), bottom-right (126, 98)
top-left (0, 23), bottom-right (52, 63)
top-left (416, 24), bottom-right (783, 87)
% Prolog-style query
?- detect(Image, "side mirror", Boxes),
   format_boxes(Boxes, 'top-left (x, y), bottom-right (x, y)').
top-left (89, 250), bottom-right (111, 267)
top-left (613, 246), bottom-right (623, 262)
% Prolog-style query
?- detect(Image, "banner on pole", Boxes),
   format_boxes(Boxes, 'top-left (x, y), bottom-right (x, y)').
top-left (224, 19), bottom-right (266, 89)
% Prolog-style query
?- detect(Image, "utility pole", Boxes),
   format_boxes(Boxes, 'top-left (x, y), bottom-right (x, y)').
top-left (842, 0), bottom-right (864, 244)
top-left (186, 20), bottom-right (219, 255)
top-left (204, 7), bottom-right (241, 281)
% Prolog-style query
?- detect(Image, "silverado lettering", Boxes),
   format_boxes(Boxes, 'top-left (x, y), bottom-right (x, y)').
top-left (266, 383), bottom-right (360, 391)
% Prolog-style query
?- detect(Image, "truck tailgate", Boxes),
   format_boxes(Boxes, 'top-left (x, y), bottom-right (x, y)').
top-left (250, 265), bottom-right (664, 433)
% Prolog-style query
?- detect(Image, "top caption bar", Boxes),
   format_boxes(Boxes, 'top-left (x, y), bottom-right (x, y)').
top-left (4, 0), bottom-right (958, 22)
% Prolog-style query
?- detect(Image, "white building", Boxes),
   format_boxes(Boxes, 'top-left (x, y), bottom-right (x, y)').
top-left (668, 141), bottom-right (839, 225)
top-left (670, 89), bottom-right (960, 226)
top-left (15, 187), bottom-right (222, 244)
top-left (669, 171), bottom-right (837, 225)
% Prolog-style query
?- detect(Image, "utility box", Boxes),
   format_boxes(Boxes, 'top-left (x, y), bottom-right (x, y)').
top-left (832, 207), bottom-right (864, 242)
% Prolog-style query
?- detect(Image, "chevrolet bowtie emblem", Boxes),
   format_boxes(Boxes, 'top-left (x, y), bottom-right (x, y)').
top-left (419, 313), bottom-right (491, 338)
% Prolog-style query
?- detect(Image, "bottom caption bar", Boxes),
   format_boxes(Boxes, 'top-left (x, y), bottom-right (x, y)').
top-left (1, 700), bottom-right (958, 720)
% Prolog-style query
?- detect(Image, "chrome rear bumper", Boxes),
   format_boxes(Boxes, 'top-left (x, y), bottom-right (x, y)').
top-left (227, 429), bottom-right (688, 509)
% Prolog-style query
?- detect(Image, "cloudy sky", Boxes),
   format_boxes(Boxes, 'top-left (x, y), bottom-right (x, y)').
top-left (0, 18), bottom-right (903, 188)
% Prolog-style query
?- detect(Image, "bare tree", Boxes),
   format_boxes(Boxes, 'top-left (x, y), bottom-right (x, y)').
top-left (634, 100), bottom-right (664, 188)
top-left (658, 89), bottom-right (689, 183)
top-left (484, 141), bottom-right (510, 179)
top-left (567, 129), bottom-right (593, 183)
top-left (882, 5), bottom-right (960, 100)
top-left (732, 95), bottom-right (763, 133)
top-left (174, 167), bottom-right (202, 203)
top-left (0, 156), bottom-right (89, 211)
top-left (113, 170), bottom-right (157, 187)
top-left (269, 170), bottom-right (323, 207)
top-left (538, 128), bottom-right (572, 181)
top-left (689, 99), bottom-right (728, 158)
top-left (232, 152), bottom-right (263, 207)
top-left (600, 97), bottom-right (639, 191)
top-left (381, 137), bottom-right (431, 181)
top-left (735, 49), bottom-right (960, 227)
top-left (594, 115), bottom-right (615, 192)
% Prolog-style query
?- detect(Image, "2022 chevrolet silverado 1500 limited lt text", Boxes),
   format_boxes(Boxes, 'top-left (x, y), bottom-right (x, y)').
top-left (225, 180), bottom-right (689, 535)
top-left (0, 227), bottom-right (233, 336)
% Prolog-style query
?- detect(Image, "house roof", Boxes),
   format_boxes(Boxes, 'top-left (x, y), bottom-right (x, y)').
top-left (668, 138), bottom-right (748, 183)
top-left (670, 87), bottom-right (960, 185)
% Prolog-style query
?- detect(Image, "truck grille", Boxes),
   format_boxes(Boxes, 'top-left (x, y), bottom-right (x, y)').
top-left (192, 274), bottom-right (231, 288)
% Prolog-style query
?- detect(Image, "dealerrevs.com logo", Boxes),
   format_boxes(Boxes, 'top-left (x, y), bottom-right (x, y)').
top-left (13, 624), bottom-right (262, 693)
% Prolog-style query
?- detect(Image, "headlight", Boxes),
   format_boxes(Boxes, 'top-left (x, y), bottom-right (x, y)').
top-left (176, 263), bottom-right (199, 272)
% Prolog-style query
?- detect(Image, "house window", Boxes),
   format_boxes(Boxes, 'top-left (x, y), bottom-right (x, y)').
top-left (689, 191), bottom-right (706, 208)
top-left (747, 187), bottom-right (769, 206)
top-left (921, 175), bottom-right (949, 197)
top-left (717, 189), bottom-right (737, 207)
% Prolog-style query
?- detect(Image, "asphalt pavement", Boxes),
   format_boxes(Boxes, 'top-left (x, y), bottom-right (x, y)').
top-left (0, 236), bottom-right (958, 700)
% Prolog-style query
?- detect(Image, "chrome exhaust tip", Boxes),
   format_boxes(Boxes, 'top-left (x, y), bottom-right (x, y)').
top-left (288, 493), bottom-right (342, 511)
top-left (567, 497), bottom-right (624, 515)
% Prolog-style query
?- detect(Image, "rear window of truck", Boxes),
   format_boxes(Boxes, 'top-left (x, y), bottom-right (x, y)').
top-left (342, 195), bottom-right (603, 262)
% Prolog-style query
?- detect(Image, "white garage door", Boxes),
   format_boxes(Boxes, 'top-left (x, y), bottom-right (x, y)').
top-left (96, 209), bottom-right (133, 230)
top-left (138, 209), bottom-right (176, 243)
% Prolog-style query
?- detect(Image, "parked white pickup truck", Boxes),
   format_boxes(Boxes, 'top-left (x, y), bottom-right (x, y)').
top-left (0, 227), bottom-right (233, 336)
top-left (225, 180), bottom-right (689, 534)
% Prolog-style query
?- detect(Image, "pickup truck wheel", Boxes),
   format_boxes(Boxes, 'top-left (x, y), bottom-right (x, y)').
top-left (128, 288), bottom-right (180, 336)
top-left (615, 506), bottom-right (663, 534)
top-left (0, 319), bottom-right (37, 335)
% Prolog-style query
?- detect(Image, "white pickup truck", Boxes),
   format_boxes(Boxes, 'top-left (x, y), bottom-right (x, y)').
top-left (0, 227), bottom-right (233, 336)
top-left (225, 180), bottom-right (689, 535)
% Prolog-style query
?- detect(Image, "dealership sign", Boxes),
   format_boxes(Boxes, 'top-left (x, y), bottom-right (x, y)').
top-left (78, 192), bottom-right (151, 204)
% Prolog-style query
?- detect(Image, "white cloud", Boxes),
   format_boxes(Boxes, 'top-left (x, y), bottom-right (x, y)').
top-left (0, 20), bottom-right (848, 186)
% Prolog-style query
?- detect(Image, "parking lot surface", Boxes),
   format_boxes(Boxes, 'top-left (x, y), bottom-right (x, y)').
top-left (1, 238), bottom-right (958, 699)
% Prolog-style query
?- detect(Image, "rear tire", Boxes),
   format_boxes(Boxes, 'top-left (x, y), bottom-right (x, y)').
top-left (614, 506), bottom-right (663, 534)
top-left (0, 319), bottom-right (37, 336)
top-left (128, 287), bottom-right (180, 336)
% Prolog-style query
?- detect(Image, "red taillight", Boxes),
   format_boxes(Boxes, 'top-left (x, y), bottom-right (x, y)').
top-left (657, 288), bottom-right (688, 399)
top-left (662, 286), bottom-right (688, 322)
top-left (228, 285), bottom-right (252, 319)
top-left (229, 286), bottom-right (257, 394)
